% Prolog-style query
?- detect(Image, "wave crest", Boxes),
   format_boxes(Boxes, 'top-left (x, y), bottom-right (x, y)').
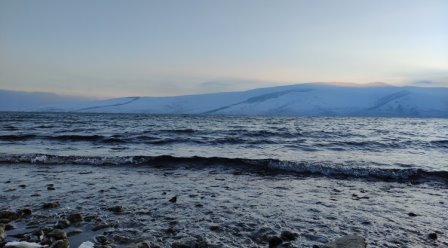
top-left (0, 153), bottom-right (447, 184)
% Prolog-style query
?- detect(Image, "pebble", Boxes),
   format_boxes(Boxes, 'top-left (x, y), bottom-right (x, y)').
top-left (95, 235), bottom-right (108, 244)
top-left (4, 224), bottom-right (15, 231)
top-left (67, 213), bottom-right (83, 223)
top-left (209, 225), bottom-right (221, 232)
top-left (0, 224), bottom-right (6, 241)
top-left (43, 202), bottom-right (60, 209)
top-left (0, 211), bottom-right (17, 221)
top-left (280, 230), bottom-right (299, 241)
top-left (169, 196), bottom-right (177, 203)
top-left (268, 236), bottom-right (283, 247)
top-left (428, 232), bottom-right (437, 240)
top-left (408, 212), bottom-right (418, 217)
top-left (47, 229), bottom-right (67, 240)
top-left (55, 219), bottom-right (71, 229)
top-left (50, 239), bottom-right (69, 248)
top-left (107, 206), bottom-right (124, 213)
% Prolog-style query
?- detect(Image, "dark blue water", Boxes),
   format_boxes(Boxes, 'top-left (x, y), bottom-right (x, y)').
top-left (1, 112), bottom-right (447, 181)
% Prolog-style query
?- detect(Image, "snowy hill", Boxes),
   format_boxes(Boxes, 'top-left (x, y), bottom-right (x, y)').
top-left (0, 90), bottom-right (90, 112)
top-left (2, 83), bottom-right (448, 117)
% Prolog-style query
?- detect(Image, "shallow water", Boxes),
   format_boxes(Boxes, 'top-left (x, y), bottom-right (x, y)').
top-left (1, 163), bottom-right (447, 247)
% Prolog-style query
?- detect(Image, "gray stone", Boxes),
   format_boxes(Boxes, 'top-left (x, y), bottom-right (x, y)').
top-left (43, 202), bottom-right (60, 209)
top-left (55, 219), bottom-right (71, 229)
top-left (0, 224), bottom-right (6, 241)
top-left (67, 213), bottom-right (83, 223)
top-left (50, 239), bottom-right (69, 248)
top-left (47, 229), bottom-right (67, 240)
top-left (95, 235), bottom-right (108, 244)
top-left (324, 235), bottom-right (367, 248)
top-left (280, 230), bottom-right (299, 241)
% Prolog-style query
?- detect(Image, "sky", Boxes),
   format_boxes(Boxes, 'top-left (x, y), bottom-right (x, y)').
top-left (0, 0), bottom-right (447, 98)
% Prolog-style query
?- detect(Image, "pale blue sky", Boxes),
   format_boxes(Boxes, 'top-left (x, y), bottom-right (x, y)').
top-left (0, 0), bottom-right (447, 97)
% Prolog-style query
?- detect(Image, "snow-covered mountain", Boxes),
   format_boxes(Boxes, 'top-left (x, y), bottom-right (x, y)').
top-left (2, 83), bottom-right (448, 117)
top-left (0, 90), bottom-right (91, 112)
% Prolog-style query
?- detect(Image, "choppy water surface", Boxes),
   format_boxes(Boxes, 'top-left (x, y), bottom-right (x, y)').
top-left (0, 112), bottom-right (447, 181)
top-left (1, 112), bottom-right (448, 247)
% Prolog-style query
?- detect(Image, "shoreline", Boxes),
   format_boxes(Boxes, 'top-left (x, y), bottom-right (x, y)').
top-left (1, 163), bottom-right (446, 247)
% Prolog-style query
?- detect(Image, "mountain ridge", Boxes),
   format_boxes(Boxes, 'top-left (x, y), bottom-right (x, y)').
top-left (1, 83), bottom-right (447, 117)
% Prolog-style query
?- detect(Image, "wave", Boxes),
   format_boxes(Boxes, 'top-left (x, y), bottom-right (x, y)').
top-left (49, 135), bottom-right (105, 142)
top-left (0, 134), bottom-right (37, 141)
top-left (430, 140), bottom-right (448, 148)
top-left (0, 153), bottom-right (446, 184)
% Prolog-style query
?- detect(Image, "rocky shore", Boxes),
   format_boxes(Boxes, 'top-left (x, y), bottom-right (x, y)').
top-left (1, 163), bottom-right (446, 247)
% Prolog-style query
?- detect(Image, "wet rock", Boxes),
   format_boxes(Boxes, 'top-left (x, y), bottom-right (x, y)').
top-left (31, 193), bottom-right (41, 197)
top-left (43, 202), bottom-right (60, 209)
top-left (78, 241), bottom-right (94, 248)
top-left (0, 224), bottom-right (6, 241)
top-left (92, 223), bottom-right (112, 231)
top-left (0, 211), bottom-right (17, 221)
top-left (112, 235), bottom-right (131, 244)
top-left (107, 206), bottom-right (123, 213)
top-left (3, 241), bottom-right (42, 247)
top-left (169, 196), bottom-right (177, 203)
top-left (164, 227), bottom-right (177, 234)
top-left (4, 224), bottom-right (15, 231)
top-left (19, 208), bottom-right (32, 217)
top-left (209, 225), bottom-right (221, 232)
top-left (67, 229), bottom-right (83, 237)
top-left (280, 230), bottom-right (299, 241)
top-left (50, 239), bottom-right (69, 248)
top-left (78, 241), bottom-right (95, 248)
top-left (47, 186), bottom-right (56, 190)
top-left (19, 184), bottom-right (27, 188)
top-left (250, 227), bottom-right (277, 244)
top-left (32, 229), bottom-right (44, 241)
top-left (268, 236), bottom-right (283, 247)
top-left (324, 235), bottom-right (366, 248)
top-left (55, 219), bottom-right (71, 229)
top-left (408, 212), bottom-right (417, 217)
top-left (47, 229), bottom-right (67, 240)
top-left (67, 213), bottom-right (83, 223)
top-left (95, 235), bottom-right (108, 244)
top-left (428, 232), bottom-right (437, 240)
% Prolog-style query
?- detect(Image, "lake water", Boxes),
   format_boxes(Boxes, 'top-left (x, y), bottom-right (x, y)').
top-left (0, 112), bottom-right (447, 181)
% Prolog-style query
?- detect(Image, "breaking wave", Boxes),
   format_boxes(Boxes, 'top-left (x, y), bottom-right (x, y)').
top-left (0, 153), bottom-right (446, 183)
